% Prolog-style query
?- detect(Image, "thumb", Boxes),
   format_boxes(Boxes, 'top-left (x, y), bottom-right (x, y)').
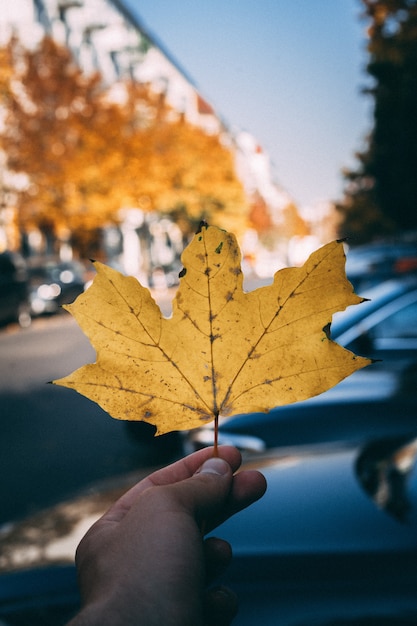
top-left (172, 457), bottom-right (234, 531)
top-left (196, 457), bottom-right (233, 478)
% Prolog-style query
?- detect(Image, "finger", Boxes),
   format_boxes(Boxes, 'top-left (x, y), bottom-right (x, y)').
top-left (192, 465), bottom-right (267, 533)
top-left (160, 457), bottom-right (265, 533)
top-left (148, 445), bottom-right (243, 487)
top-left (105, 446), bottom-right (243, 522)
top-left (204, 537), bottom-right (232, 583)
top-left (203, 585), bottom-right (238, 626)
top-left (225, 469), bottom-right (267, 517)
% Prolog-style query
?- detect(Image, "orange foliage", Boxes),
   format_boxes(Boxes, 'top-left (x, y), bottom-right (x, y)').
top-left (0, 36), bottom-right (248, 252)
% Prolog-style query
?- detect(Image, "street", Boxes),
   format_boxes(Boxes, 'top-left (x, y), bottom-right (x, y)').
top-left (0, 304), bottom-right (182, 526)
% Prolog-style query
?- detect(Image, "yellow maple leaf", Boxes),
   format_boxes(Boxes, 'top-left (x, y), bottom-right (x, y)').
top-left (54, 224), bottom-right (371, 435)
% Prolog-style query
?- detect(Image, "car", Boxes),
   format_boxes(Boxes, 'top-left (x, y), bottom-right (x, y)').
top-left (0, 251), bottom-right (31, 328)
top-left (186, 276), bottom-right (417, 453)
top-left (215, 435), bottom-right (417, 625)
top-left (1, 434), bottom-right (417, 625)
top-left (28, 260), bottom-right (88, 316)
top-left (345, 238), bottom-right (417, 292)
top-left (332, 276), bottom-right (417, 361)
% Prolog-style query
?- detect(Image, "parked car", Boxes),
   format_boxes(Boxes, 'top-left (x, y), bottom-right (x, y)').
top-left (1, 434), bottom-right (417, 625)
top-left (0, 251), bottom-right (31, 328)
top-left (187, 276), bottom-right (417, 453)
top-left (216, 435), bottom-right (417, 625)
top-left (28, 260), bottom-right (88, 316)
top-left (345, 237), bottom-right (417, 292)
top-left (332, 276), bottom-right (417, 362)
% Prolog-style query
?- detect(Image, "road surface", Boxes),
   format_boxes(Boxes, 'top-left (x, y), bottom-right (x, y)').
top-left (0, 309), bottom-right (181, 526)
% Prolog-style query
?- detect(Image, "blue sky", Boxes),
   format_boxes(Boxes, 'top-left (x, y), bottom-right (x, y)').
top-left (124, 0), bottom-right (372, 208)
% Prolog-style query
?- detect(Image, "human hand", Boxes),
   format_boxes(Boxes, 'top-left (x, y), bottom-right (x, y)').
top-left (67, 446), bottom-right (267, 626)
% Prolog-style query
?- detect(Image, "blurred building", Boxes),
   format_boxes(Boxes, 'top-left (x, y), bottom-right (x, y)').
top-left (0, 0), bottom-right (318, 275)
top-left (0, 0), bottom-right (223, 132)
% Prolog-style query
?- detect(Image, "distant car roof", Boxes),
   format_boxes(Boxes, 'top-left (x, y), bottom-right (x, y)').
top-left (331, 276), bottom-right (417, 339)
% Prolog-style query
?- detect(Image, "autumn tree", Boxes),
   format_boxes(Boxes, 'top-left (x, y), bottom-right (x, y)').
top-left (337, 0), bottom-right (417, 242)
top-left (139, 115), bottom-right (247, 237)
top-left (1, 36), bottom-right (131, 253)
top-left (113, 81), bottom-right (247, 238)
top-left (0, 36), bottom-right (247, 257)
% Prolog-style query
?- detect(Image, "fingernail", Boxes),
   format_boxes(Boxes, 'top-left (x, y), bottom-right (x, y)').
top-left (198, 457), bottom-right (229, 476)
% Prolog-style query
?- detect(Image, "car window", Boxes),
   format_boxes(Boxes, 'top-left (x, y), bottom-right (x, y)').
top-left (363, 298), bottom-right (417, 354)
top-left (369, 300), bottom-right (417, 340)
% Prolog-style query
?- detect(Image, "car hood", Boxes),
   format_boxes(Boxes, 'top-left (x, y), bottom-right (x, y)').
top-left (2, 436), bottom-right (417, 575)
top-left (218, 440), bottom-right (417, 556)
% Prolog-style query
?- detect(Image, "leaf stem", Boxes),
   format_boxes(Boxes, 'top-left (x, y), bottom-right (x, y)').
top-left (213, 413), bottom-right (219, 457)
